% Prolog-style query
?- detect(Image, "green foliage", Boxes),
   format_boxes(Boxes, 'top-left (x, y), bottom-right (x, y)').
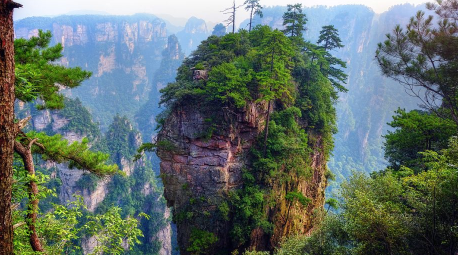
top-left (316, 25), bottom-right (348, 93)
top-left (384, 108), bottom-right (457, 171)
top-left (285, 192), bottom-right (310, 206)
top-left (280, 136), bottom-right (458, 254)
top-left (26, 131), bottom-right (119, 176)
top-left (274, 214), bottom-right (351, 255)
top-left (58, 98), bottom-right (101, 139)
top-left (256, 29), bottom-right (294, 106)
top-left (14, 30), bottom-right (91, 109)
top-left (212, 23), bottom-right (227, 37)
top-left (84, 206), bottom-right (144, 255)
top-left (229, 170), bottom-right (271, 245)
top-left (282, 4), bottom-right (307, 39)
top-left (13, 195), bottom-right (143, 255)
top-left (218, 201), bottom-right (230, 221)
top-left (186, 228), bottom-right (219, 255)
top-left (11, 28), bottom-right (148, 254)
top-left (325, 198), bottom-right (339, 211)
top-left (75, 174), bottom-right (99, 192)
top-left (340, 172), bottom-right (411, 254)
top-left (105, 115), bottom-right (139, 164)
top-left (205, 62), bottom-right (253, 108)
top-left (254, 108), bottom-right (310, 177)
top-left (93, 116), bottom-right (166, 254)
top-left (317, 25), bottom-right (343, 51)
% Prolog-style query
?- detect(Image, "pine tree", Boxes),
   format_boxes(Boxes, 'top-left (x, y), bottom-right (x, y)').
top-left (317, 25), bottom-right (343, 51)
top-left (12, 31), bottom-right (119, 252)
top-left (317, 25), bottom-right (348, 93)
top-left (256, 29), bottom-right (294, 155)
top-left (282, 3), bottom-right (307, 39)
top-left (244, 0), bottom-right (263, 32)
top-left (376, 0), bottom-right (458, 124)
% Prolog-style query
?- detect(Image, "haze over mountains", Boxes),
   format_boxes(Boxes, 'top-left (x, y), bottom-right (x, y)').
top-left (13, 3), bottom-right (425, 253)
top-left (15, 3), bottom-right (423, 172)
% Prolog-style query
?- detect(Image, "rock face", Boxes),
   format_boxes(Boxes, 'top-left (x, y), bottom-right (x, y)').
top-left (155, 207), bottom-right (173, 255)
top-left (136, 34), bottom-right (185, 142)
top-left (157, 104), bottom-right (263, 253)
top-left (157, 102), bottom-right (328, 253)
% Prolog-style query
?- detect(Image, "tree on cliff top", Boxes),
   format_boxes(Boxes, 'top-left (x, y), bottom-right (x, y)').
top-left (317, 25), bottom-right (348, 93)
top-left (244, 0), bottom-right (263, 32)
top-left (222, 0), bottom-right (242, 33)
top-left (376, 0), bottom-right (458, 124)
top-left (282, 3), bottom-right (307, 39)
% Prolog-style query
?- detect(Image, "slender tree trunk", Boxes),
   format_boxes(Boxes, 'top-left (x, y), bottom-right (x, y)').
top-left (263, 43), bottom-right (276, 156)
top-left (14, 140), bottom-right (44, 252)
top-left (232, 1), bottom-right (236, 33)
top-left (0, 1), bottom-right (21, 253)
top-left (249, 8), bottom-right (253, 32)
top-left (263, 100), bottom-right (272, 156)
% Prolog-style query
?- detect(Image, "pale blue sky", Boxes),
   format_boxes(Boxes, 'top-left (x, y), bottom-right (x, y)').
top-left (14, 0), bottom-right (428, 24)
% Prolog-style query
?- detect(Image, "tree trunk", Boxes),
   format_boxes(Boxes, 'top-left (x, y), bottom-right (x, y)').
top-left (232, 1), bottom-right (236, 33)
top-left (263, 100), bottom-right (271, 156)
top-left (249, 8), bottom-right (253, 32)
top-left (0, 1), bottom-right (21, 253)
top-left (14, 140), bottom-right (44, 252)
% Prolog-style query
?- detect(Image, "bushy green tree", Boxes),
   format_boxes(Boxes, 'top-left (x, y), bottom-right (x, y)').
top-left (276, 136), bottom-right (458, 254)
top-left (12, 194), bottom-right (144, 255)
top-left (384, 108), bottom-right (457, 172)
top-left (205, 61), bottom-right (252, 108)
top-left (256, 29), bottom-right (294, 153)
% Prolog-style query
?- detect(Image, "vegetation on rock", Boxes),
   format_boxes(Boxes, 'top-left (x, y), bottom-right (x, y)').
top-left (158, 5), bottom-right (346, 251)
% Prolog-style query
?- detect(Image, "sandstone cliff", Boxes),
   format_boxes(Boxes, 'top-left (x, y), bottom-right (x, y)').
top-left (157, 102), bottom-right (328, 253)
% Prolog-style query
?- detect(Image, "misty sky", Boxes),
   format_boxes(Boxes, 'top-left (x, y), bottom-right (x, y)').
top-left (14, 0), bottom-right (427, 25)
